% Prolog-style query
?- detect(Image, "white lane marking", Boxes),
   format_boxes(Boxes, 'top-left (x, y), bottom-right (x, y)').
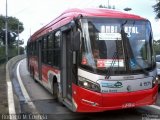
top-left (17, 60), bottom-right (31, 102)
top-left (17, 60), bottom-right (43, 120)
top-left (148, 105), bottom-right (160, 110)
top-left (6, 60), bottom-right (16, 118)
top-left (7, 82), bottom-right (16, 117)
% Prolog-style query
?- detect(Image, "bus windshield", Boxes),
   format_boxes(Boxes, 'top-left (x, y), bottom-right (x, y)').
top-left (80, 18), bottom-right (154, 75)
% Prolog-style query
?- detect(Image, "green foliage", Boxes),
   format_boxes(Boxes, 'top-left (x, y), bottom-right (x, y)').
top-left (19, 46), bottom-right (25, 54)
top-left (0, 46), bottom-right (5, 58)
top-left (0, 15), bottom-right (24, 46)
top-left (99, 4), bottom-right (115, 9)
top-left (0, 16), bottom-right (5, 29)
top-left (0, 15), bottom-right (25, 63)
top-left (153, 40), bottom-right (160, 54)
top-left (0, 46), bottom-right (5, 64)
top-left (124, 7), bottom-right (132, 11)
top-left (153, 0), bottom-right (160, 19)
top-left (0, 15), bottom-right (24, 33)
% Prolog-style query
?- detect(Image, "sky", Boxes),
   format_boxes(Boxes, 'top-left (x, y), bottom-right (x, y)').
top-left (0, 0), bottom-right (160, 46)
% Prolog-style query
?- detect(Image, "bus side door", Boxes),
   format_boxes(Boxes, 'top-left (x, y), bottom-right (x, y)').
top-left (61, 29), bottom-right (73, 103)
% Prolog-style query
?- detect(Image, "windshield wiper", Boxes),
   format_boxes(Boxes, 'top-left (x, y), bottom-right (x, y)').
top-left (105, 52), bottom-right (118, 79)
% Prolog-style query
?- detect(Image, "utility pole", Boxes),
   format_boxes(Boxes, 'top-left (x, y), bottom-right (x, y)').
top-left (17, 22), bottom-right (20, 55)
top-left (30, 28), bottom-right (32, 37)
top-left (108, 0), bottom-right (109, 8)
top-left (5, 0), bottom-right (8, 62)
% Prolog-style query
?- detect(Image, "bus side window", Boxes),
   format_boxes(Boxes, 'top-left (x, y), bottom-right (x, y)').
top-left (42, 37), bottom-right (47, 64)
top-left (34, 41), bottom-right (37, 56)
top-left (41, 38), bottom-right (44, 63)
top-left (36, 41), bottom-right (39, 56)
top-left (53, 31), bottom-right (61, 68)
top-left (31, 42), bottom-right (34, 55)
top-left (47, 34), bottom-right (53, 65)
top-left (54, 31), bottom-right (60, 48)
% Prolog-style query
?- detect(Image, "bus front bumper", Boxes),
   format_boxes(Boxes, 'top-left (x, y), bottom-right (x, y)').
top-left (72, 84), bottom-right (158, 112)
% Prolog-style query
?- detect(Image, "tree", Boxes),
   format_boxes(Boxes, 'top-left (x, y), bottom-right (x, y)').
top-left (124, 7), bottom-right (132, 11)
top-left (0, 15), bottom-right (24, 45)
top-left (153, 0), bottom-right (160, 19)
top-left (0, 15), bottom-right (24, 60)
top-left (99, 4), bottom-right (115, 9)
top-left (153, 39), bottom-right (160, 54)
top-left (0, 30), bottom-right (17, 45)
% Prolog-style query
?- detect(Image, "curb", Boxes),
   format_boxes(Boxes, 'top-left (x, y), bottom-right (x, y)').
top-left (6, 55), bottom-right (26, 119)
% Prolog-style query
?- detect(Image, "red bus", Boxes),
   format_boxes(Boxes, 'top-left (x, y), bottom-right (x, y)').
top-left (27, 8), bottom-right (158, 112)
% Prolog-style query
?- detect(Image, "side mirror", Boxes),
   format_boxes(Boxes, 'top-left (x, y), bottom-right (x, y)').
top-left (73, 31), bottom-right (80, 51)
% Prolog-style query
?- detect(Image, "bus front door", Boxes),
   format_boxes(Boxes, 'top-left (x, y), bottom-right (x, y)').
top-left (61, 29), bottom-right (73, 103)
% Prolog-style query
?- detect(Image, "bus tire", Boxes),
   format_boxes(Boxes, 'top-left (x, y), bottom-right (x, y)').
top-left (55, 82), bottom-right (63, 106)
top-left (53, 82), bottom-right (58, 99)
top-left (53, 80), bottom-right (62, 104)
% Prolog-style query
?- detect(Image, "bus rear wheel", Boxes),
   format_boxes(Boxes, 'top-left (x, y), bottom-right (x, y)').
top-left (53, 82), bottom-right (63, 104)
top-left (53, 82), bottom-right (58, 99)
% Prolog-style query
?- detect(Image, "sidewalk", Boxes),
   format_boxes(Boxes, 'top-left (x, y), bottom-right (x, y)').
top-left (0, 64), bottom-right (9, 114)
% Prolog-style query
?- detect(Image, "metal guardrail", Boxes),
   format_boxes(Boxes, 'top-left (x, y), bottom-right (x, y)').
top-left (0, 56), bottom-right (22, 65)
top-left (0, 57), bottom-right (6, 64)
top-left (6, 54), bottom-right (26, 119)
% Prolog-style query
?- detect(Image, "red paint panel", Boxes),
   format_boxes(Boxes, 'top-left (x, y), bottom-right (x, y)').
top-left (41, 64), bottom-right (60, 83)
top-left (72, 83), bottom-right (103, 112)
top-left (29, 57), bottom-right (60, 83)
top-left (101, 87), bottom-right (157, 107)
top-left (72, 83), bottom-right (158, 112)
top-left (41, 65), bottom-right (49, 83)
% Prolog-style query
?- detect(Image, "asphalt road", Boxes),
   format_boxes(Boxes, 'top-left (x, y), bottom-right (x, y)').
top-left (11, 59), bottom-right (160, 120)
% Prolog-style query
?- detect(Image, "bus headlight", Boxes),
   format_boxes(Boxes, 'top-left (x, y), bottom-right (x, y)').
top-left (152, 77), bottom-right (158, 87)
top-left (78, 76), bottom-right (100, 92)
